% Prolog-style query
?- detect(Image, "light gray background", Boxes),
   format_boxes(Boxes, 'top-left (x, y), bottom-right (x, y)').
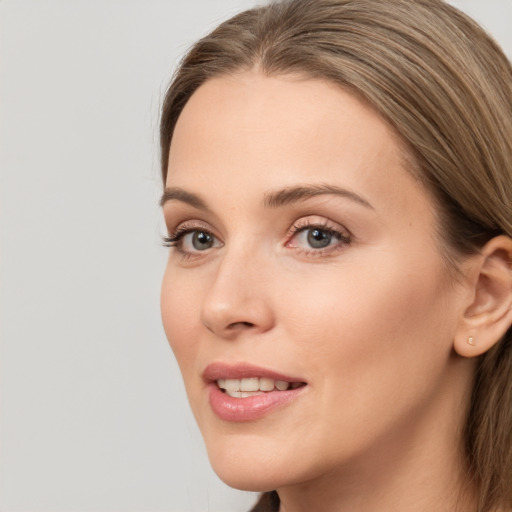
top-left (1, 1), bottom-right (511, 511)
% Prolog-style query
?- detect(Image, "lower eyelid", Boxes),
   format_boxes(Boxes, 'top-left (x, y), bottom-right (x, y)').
top-left (291, 237), bottom-right (349, 250)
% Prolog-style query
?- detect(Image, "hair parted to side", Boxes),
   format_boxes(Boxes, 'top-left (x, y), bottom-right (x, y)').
top-left (160, 1), bottom-right (512, 510)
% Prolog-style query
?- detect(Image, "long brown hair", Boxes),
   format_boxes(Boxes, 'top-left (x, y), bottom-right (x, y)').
top-left (160, 1), bottom-right (512, 510)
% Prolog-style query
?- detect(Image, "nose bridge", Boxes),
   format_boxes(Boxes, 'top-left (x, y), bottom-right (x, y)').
top-left (200, 239), bottom-right (274, 337)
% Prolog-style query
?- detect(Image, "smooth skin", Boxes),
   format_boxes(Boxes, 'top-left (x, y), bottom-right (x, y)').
top-left (161, 71), bottom-right (512, 512)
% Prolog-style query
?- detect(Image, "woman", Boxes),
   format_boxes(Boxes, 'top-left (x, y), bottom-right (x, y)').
top-left (159, 1), bottom-right (512, 511)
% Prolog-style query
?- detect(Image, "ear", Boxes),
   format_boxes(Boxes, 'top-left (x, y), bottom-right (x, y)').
top-left (454, 235), bottom-right (512, 358)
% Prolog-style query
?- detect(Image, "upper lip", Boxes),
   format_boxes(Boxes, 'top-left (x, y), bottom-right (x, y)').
top-left (203, 362), bottom-right (306, 384)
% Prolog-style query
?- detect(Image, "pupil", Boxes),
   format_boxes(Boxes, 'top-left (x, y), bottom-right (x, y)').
top-left (193, 231), bottom-right (213, 250)
top-left (307, 228), bottom-right (331, 249)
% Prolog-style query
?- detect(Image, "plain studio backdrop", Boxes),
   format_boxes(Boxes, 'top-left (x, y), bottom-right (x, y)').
top-left (0, 1), bottom-right (511, 511)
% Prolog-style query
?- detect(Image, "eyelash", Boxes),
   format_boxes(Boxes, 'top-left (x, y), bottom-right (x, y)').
top-left (162, 226), bottom-right (200, 246)
top-left (286, 219), bottom-right (351, 256)
top-left (162, 225), bottom-right (217, 258)
top-left (162, 220), bottom-right (351, 258)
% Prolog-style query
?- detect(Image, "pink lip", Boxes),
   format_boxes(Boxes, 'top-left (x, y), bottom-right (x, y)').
top-left (203, 362), bottom-right (307, 422)
top-left (203, 362), bottom-right (305, 383)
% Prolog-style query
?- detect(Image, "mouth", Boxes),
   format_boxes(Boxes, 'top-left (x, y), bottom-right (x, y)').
top-left (216, 377), bottom-right (306, 398)
top-left (203, 363), bottom-right (308, 422)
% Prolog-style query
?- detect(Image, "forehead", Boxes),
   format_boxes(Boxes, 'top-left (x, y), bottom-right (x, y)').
top-left (166, 71), bottom-right (428, 220)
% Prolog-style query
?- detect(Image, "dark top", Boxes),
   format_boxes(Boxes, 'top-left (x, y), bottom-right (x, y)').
top-left (250, 491), bottom-right (280, 512)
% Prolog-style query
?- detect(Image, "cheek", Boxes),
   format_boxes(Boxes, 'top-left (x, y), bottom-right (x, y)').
top-left (160, 266), bottom-right (201, 376)
top-left (256, 254), bottom-right (458, 477)
top-left (284, 250), bottom-right (455, 406)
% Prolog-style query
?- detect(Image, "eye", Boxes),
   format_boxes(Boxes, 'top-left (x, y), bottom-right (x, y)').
top-left (302, 228), bottom-right (334, 249)
top-left (286, 220), bottom-right (351, 254)
top-left (183, 231), bottom-right (216, 251)
top-left (163, 225), bottom-right (222, 255)
top-left (293, 227), bottom-right (339, 249)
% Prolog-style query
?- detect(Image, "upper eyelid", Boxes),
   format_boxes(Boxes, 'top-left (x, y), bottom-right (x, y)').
top-left (289, 216), bottom-right (352, 236)
top-left (167, 218), bottom-right (217, 235)
top-left (167, 225), bottom-right (215, 241)
top-left (162, 201), bottom-right (224, 233)
top-left (166, 215), bottom-right (352, 244)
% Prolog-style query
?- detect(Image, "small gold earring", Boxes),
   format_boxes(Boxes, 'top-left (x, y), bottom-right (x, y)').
top-left (467, 336), bottom-right (475, 346)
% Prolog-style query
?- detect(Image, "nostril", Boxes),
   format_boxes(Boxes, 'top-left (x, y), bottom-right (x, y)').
top-left (228, 321), bottom-right (255, 329)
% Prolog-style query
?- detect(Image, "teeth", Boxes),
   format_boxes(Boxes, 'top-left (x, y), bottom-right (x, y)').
top-left (240, 391), bottom-right (262, 398)
top-left (259, 377), bottom-right (275, 391)
top-left (224, 379), bottom-right (240, 392)
top-left (228, 391), bottom-right (265, 398)
top-left (275, 380), bottom-right (289, 391)
top-left (241, 377), bottom-right (259, 391)
top-left (216, 377), bottom-right (302, 394)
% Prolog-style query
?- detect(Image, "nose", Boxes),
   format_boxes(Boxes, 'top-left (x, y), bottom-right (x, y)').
top-left (200, 249), bottom-right (275, 339)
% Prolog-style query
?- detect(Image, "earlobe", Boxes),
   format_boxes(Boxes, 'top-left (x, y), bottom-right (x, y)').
top-left (454, 235), bottom-right (512, 358)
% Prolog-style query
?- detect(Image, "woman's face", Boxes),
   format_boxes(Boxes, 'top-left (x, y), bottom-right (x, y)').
top-left (161, 72), bottom-right (472, 491)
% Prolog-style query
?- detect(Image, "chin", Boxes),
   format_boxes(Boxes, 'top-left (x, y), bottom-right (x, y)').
top-left (213, 466), bottom-right (277, 492)
top-left (203, 432), bottom-right (301, 492)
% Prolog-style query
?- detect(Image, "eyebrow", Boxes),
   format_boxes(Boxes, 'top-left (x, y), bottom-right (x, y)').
top-left (160, 187), bottom-right (209, 210)
top-left (160, 184), bottom-right (373, 210)
top-left (263, 184), bottom-right (374, 210)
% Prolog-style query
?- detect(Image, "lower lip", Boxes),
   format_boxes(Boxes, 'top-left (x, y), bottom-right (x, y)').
top-left (208, 383), bottom-right (306, 422)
